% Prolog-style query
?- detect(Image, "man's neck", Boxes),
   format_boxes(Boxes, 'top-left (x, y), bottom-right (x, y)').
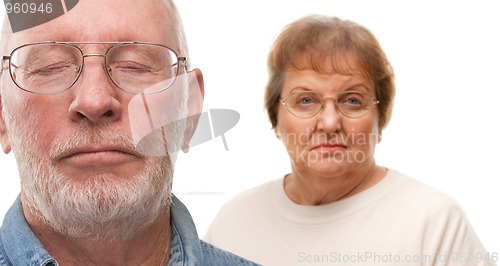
top-left (26, 207), bottom-right (172, 266)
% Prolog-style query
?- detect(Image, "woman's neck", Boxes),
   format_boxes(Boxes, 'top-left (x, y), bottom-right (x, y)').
top-left (284, 163), bottom-right (387, 205)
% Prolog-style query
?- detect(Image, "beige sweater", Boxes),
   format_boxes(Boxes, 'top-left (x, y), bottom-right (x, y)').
top-left (204, 169), bottom-right (495, 266)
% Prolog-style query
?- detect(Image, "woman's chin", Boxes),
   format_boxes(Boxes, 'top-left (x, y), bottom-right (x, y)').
top-left (298, 160), bottom-right (351, 177)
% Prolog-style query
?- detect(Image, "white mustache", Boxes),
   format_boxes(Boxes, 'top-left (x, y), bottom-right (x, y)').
top-left (49, 124), bottom-right (144, 160)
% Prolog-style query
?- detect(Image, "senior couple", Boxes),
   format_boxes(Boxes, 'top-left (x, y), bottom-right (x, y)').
top-left (0, 0), bottom-right (493, 265)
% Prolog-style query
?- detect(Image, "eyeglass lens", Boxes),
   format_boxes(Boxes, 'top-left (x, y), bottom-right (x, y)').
top-left (8, 43), bottom-right (181, 94)
top-left (284, 91), bottom-right (376, 118)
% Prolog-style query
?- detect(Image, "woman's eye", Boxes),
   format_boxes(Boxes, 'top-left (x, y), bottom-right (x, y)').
top-left (294, 92), bottom-right (321, 105)
top-left (346, 97), bottom-right (361, 105)
top-left (339, 93), bottom-right (366, 107)
top-left (298, 97), bottom-right (314, 104)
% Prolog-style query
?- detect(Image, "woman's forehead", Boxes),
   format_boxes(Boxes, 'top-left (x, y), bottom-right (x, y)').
top-left (287, 52), bottom-right (372, 80)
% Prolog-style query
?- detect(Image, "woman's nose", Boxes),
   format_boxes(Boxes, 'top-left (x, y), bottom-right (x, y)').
top-left (315, 101), bottom-right (342, 133)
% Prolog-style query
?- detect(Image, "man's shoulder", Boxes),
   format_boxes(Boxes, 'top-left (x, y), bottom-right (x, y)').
top-left (0, 241), bottom-right (10, 266)
top-left (200, 240), bottom-right (260, 266)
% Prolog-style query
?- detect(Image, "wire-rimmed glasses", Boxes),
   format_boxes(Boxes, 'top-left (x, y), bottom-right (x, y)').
top-left (280, 90), bottom-right (379, 119)
top-left (0, 42), bottom-right (186, 95)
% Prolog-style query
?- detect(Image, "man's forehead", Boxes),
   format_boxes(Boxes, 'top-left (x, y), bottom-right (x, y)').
top-left (4, 0), bottom-right (178, 50)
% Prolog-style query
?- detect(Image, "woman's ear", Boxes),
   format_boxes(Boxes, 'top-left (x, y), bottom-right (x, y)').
top-left (274, 128), bottom-right (282, 140)
top-left (181, 68), bottom-right (204, 153)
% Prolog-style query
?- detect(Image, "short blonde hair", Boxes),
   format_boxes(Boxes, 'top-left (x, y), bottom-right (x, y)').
top-left (265, 15), bottom-right (395, 129)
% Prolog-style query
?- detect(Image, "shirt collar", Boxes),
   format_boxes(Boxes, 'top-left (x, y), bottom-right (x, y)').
top-left (0, 195), bottom-right (57, 266)
top-left (168, 194), bottom-right (203, 265)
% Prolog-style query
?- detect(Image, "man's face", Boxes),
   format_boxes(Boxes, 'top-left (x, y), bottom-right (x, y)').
top-left (0, 0), bottom-right (192, 239)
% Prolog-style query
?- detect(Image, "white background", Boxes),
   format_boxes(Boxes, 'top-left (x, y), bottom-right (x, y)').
top-left (1, 0), bottom-right (498, 256)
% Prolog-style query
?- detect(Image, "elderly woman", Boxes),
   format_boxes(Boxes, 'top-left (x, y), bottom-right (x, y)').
top-left (204, 15), bottom-right (493, 266)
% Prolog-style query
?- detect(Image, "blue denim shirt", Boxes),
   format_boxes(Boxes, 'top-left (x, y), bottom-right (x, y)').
top-left (0, 195), bottom-right (258, 266)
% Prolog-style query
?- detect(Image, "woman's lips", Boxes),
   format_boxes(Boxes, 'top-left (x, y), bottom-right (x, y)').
top-left (312, 144), bottom-right (348, 152)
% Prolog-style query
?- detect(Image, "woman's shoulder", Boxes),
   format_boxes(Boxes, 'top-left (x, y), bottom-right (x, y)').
top-left (219, 177), bottom-right (284, 211)
top-left (384, 169), bottom-right (464, 215)
top-left (204, 178), bottom-right (285, 240)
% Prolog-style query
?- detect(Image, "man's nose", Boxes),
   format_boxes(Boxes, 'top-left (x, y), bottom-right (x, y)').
top-left (68, 56), bottom-right (122, 124)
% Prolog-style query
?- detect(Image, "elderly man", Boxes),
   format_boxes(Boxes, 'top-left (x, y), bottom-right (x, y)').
top-left (0, 0), bottom-right (257, 265)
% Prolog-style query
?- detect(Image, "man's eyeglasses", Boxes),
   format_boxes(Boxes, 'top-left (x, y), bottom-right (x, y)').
top-left (1, 42), bottom-right (187, 95)
top-left (280, 90), bottom-right (379, 119)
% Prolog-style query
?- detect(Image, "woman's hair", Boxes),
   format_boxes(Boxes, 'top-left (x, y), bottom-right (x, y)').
top-left (264, 15), bottom-right (395, 130)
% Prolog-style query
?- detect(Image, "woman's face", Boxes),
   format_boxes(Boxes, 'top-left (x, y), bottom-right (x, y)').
top-left (276, 67), bottom-right (380, 178)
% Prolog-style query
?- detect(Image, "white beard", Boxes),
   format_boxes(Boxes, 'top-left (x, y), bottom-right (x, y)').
top-left (18, 124), bottom-right (175, 241)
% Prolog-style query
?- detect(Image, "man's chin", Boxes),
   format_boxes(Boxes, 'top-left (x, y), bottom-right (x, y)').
top-left (54, 171), bottom-right (145, 188)
top-left (31, 185), bottom-right (170, 240)
top-left (23, 166), bottom-right (172, 240)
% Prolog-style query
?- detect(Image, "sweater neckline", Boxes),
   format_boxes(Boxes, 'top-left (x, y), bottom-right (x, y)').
top-left (271, 168), bottom-right (402, 224)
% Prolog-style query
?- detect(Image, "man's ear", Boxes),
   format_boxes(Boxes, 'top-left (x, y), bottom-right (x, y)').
top-left (182, 68), bottom-right (204, 153)
top-left (0, 95), bottom-right (12, 154)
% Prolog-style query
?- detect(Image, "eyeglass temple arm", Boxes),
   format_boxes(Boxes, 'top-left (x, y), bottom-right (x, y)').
top-left (178, 56), bottom-right (188, 71)
top-left (1, 56), bottom-right (10, 74)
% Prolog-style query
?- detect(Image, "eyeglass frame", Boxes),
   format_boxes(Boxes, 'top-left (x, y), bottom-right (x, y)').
top-left (280, 90), bottom-right (380, 119)
top-left (0, 41), bottom-right (187, 95)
